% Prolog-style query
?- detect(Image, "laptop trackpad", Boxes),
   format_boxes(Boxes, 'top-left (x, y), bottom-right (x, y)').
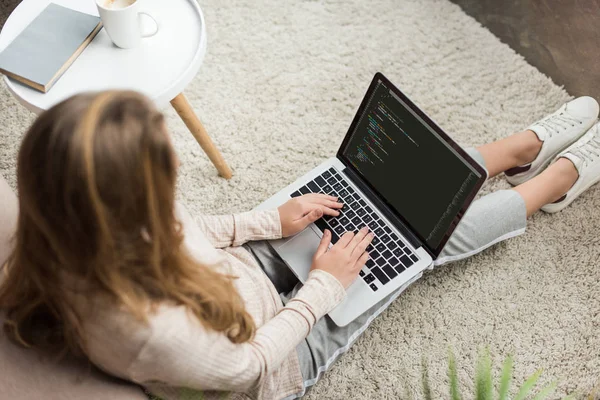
top-left (278, 227), bottom-right (321, 283)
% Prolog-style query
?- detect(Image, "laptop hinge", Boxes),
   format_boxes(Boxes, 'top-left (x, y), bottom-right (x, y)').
top-left (341, 165), bottom-right (426, 252)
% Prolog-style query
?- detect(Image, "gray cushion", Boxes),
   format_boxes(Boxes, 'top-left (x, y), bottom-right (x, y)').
top-left (0, 314), bottom-right (148, 400)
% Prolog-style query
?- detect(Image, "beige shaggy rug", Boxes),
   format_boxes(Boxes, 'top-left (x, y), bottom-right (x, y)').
top-left (1, 0), bottom-right (599, 398)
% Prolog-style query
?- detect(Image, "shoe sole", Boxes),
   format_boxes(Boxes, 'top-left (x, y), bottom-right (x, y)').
top-left (541, 174), bottom-right (600, 213)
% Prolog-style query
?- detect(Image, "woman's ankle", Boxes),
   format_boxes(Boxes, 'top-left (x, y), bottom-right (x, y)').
top-left (514, 130), bottom-right (543, 166)
top-left (512, 156), bottom-right (579, 217)
top-left (545, 157), bottom-right (579, 201)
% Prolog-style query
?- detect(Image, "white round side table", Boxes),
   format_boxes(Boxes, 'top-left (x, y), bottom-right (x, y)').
top-left (0, 0), bottom-right (232, 179)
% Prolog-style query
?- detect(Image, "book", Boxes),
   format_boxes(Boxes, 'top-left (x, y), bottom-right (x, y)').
top-left (0, 3), bottom-right (102, 93)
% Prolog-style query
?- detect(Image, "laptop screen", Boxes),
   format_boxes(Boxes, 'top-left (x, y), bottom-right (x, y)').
top-left (340, 75), bottom-right (483, 253)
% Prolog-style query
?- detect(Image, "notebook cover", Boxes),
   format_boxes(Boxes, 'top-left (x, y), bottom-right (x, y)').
top-left (0, 3), bottom-right (101, 92)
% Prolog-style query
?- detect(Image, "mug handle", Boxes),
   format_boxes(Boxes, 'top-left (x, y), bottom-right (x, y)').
top-left (138, 11), bottom-right (159, 38)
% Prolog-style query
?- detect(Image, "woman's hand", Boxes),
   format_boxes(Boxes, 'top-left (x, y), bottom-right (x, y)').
top-left (278, 194), bottom-right (343, 237)
top-left (310, 227), bottom-right (373, 288)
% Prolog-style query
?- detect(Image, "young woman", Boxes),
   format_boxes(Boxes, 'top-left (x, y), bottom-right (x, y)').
top-left (0, 91), bottom-right (598, 400)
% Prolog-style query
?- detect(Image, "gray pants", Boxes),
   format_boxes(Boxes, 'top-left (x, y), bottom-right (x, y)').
top-left (244, 148), bottom-right (527, 399)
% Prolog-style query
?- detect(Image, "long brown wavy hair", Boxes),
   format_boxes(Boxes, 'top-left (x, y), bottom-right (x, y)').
top-left (0, 91), bottom-right (255, 358)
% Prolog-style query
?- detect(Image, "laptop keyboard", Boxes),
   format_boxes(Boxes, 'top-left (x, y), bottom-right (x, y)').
top-left (291, 167), bottom-right (420, 292)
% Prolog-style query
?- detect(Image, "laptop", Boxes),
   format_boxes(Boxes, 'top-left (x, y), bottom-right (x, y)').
top-left (256, 72), bottom-right (487, 326)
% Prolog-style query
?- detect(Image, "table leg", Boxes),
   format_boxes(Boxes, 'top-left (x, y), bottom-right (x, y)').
top-left (170, 93), bottom-right (233, 179)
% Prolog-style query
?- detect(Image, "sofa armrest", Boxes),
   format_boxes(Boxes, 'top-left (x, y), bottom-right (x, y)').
top-left (0, 314), bottom-right (148, 400)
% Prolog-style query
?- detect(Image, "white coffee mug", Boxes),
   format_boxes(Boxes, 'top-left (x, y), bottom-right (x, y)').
top-left (96, 0), bottom-right (159, 49)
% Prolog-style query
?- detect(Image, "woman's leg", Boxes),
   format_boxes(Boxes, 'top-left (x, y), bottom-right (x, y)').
top-left (512, 158), bottom-right (578, 217)
top-left (474, 130), bottom-right (579, 217)
top-left (476, 130), bottom-right (542, 178)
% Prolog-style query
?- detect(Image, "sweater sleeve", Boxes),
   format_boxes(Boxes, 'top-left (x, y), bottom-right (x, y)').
top-left (127, 270), bottom-right (345, 393)
top-left (192, 208), bottom-right (282, 248)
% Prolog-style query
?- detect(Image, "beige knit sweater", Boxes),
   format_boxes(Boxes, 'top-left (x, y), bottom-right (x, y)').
top-left (73, 202), bottom-right (346, 400)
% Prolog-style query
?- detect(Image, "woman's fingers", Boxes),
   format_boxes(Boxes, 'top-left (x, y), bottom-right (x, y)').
top-left (299, 201), bottom-right (340, 218)
top-left (352, 231), bottom-right (374, 258)
top-left (336, 231), bottom-right (355, 248)
top-left (320, 206), bottom-right (341, 217)
top-left (347, 227), bottom-right (369, 256)
top-left (314, 229), bottom-right (331, 259)
top-left (302, 194), bottom-right (344, 208)
top-left (353, 251), bottom-right (370, 271)
top-left (318, 200), bottom-right (344, 210)
top-left (302, 193), bottom-right (339, 203)
top-left (295, 208), bottom-right (323, 228)
top-left (314, 199), bottom-right (344, 209)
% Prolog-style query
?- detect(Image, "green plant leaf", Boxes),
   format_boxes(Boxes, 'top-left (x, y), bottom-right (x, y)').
top-left (514, 369), bottom-right (543, 400)
top-left (475, 350), bottom-right (493, 400)
top-left (145, 391), bottom-right (164, 400)
top-left (448, 349), bottom-right (462, 400)
top-left (497, 355), bottom-right (513, 400)
top-left (179, 388), bottom-right (205, 400)
top-left (421, 356), bottom-right (433, 400)
top-left (532, 381), bottom-right (557, 400)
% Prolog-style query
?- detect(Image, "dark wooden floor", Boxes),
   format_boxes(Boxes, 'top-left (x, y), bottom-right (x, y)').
top-left (450, 0), bottom-right (600, 99)
top-left (1, 0), bottom-right (599, 99)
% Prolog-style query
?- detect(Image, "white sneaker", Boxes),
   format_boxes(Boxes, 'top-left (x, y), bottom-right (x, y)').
top-left (542, 122), bottom-right (600, 213)
top-left (505, 96), bottom-right (599, 186)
